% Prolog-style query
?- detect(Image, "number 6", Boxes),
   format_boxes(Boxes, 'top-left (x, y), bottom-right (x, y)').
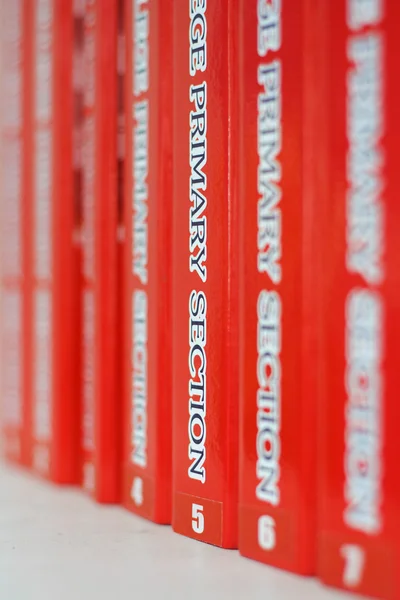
top-left (192, 503), bottom-right (204, 534)
top-left (258, 515), bottom-right (276, 551)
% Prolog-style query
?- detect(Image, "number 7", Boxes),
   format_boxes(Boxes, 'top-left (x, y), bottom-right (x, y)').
top-left (341, 544), bottom-right (365, 588)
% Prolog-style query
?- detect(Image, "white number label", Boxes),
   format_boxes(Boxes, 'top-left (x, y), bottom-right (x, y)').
top-left (192, 503), bottom-right (204, 534)
top-left (258, 515), bottom-right (276, 551)
top-left (33, 445), bottom-right (49, 475)
top-left (341, 544), bottom-right (365, 588)
top-left (131, 477), bottom-right (143, 506)
top-left (83, 462), bottom-right (95, 492)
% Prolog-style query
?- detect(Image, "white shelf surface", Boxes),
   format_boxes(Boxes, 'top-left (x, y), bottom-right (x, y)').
top-left (0, 462), bottom-right (353, 600)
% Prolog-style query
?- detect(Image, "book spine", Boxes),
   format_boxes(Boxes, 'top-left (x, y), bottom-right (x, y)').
top-left (238, 0), bottom-right (320, 574)
top-left (318, 1), bottom-right (398, 597)
top-left (172, 0), bottom-right (239, 548)
top-left (0, 0), bottom-right (26, 464)
top-left (81, 0), bottom-right (119, 502)
top-left (122, 0), bottom-right (173, 524)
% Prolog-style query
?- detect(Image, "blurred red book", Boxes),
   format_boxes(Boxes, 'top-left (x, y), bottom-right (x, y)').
top-left (1, 0), bottom-right (31, 467)
top-left (318, 1), bottom-right (400, 598)
top-left (80, 0), bottom-right (120, 502)
top-left (29, 0), bottom-right (80, 483)
top-left (121, 0), bottom-right (173, 524)
top-left (238, 0), bottom-right (324, 574)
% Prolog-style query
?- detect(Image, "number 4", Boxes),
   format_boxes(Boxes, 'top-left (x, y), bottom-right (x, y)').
top-left (192, 503), bottom-right (204, 534)
top-left (341, 544), bottom-right (365, 588)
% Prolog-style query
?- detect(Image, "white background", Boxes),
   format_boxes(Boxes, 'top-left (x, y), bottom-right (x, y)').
top-left (0, 462), bottom-right (354, 600)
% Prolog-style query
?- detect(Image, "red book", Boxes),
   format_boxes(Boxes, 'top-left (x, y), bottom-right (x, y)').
top-left (318, 1), bottom-right (400, 597)
top-left (72, 0), bottom-right (85, 484)
top-left (29, 0), bottom-right (80, 483)
top-left (1, 0), bottom-right (31, 466)
top-left (116, 0), bottom-right (125, 511)
top-left (81, 0), bottom-right (119, 502)
top-left (172, 0), bottom-right (239, 548)
top-left (238, 0), bottom-right (324, 573)
top-left (121, 0), bottom-right (173, 523)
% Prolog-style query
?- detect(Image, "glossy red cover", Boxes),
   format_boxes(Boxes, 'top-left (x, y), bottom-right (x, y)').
top-left (1, 0), bottom-right (31, 466)
top-left (172, 0), bottom-right (239, 547)
top-left (72, 0), bottom-right (84, 487)
top-left (238, 0), bottom-right (323, 573)
top-left (29, 0), bottom-right (80, 483)
top-left (81, 0), bottom-right (119, 502)
top-left (122, 0), bottom-right (173, 524)
top-left (116, 0), bottom-right (125, 512)
top-left (318, 1), bottom-right (400, 597)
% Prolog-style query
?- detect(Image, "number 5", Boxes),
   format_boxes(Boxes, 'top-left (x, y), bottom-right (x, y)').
top-left (341, 544), bottom-right (365, 588)
top-left (192, 503), bottom-right (204, 534)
